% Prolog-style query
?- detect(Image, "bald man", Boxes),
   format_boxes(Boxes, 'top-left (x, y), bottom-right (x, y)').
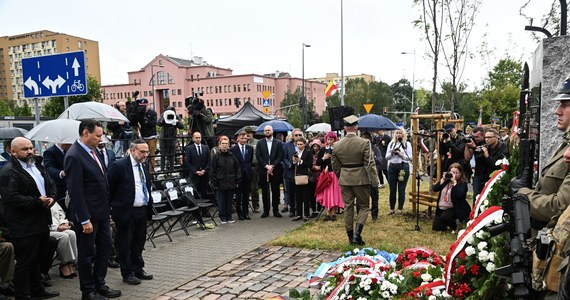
top-left (0, 137), bottom-right (59, 299)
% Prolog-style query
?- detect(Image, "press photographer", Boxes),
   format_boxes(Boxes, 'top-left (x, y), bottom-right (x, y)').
top-left (158, 106), bottom-right (183, 172)
top-left (431, 163), bottom-right (471, 232)
top-left (439, 123), bottom-right (467, 178)
top-left (134, 98), bottom-right (157, 173)
top-left (464, 127), bottom-right (508, 205)
top-left (185, 93), bottom-right (215, 148)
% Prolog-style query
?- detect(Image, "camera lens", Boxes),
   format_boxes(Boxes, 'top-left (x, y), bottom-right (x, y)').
top-left (445, 173), bottom-right (452, 179)
top-left (442, 133), bottom-right (449, 140)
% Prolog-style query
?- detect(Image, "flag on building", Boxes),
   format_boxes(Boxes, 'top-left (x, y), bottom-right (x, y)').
top-left (325, 80), bottom-right (338, 97)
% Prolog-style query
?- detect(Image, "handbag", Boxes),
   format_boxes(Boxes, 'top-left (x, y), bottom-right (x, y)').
top-left (294, 165), bottom-right (309, 185)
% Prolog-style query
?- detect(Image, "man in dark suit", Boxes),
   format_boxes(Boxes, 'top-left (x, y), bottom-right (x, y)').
top-left (96, 141), bottom-right (116, 169)
top-left (185, 131), bottom-right (210, 199)
top-left (231, 131), bottom-right (254, 220)
top-left (107, 139), bottom-right (153, 286)
top-left (255, 125), bottom-right (284, 218)
top-left (43, 143), bottom-right (72, 210)
top-left (0, 137), bottom-right (59, 300)
top-left (64, 120), bottom-right (121, 300)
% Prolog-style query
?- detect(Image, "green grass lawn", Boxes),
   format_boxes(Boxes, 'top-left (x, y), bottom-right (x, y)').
top-left (269, 180), bottom-right (463, 256)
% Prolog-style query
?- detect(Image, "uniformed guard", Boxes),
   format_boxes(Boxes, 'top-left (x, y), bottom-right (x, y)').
top-left (331, 115), bottom-right (379, 245)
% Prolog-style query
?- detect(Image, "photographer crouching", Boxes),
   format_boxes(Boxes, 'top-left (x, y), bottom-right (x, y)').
top-left (464, 127), bottom-right (509, 205)
top-left (432, 163), bottom-right (471, 232)
top-left (158, 106), bottom-right (183, 172)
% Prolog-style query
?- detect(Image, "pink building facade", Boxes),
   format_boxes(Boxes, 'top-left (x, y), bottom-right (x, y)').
top-left (101, 55), bottom-right (327, 118)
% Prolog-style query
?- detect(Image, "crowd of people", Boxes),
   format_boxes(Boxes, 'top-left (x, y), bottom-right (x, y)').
top-left (2, 86), bottom-right (570, 298)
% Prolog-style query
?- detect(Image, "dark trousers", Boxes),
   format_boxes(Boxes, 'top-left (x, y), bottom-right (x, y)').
top-left (235, 178), bottom-right (251, 218)
top-left (284, 178), bottom-right (296, 212)
top-left (432, 209), bottom-right (458, 231)
top-left (379, 169), bottom-right (388, 185)
top-left (472, 175), bottom-right (485, 206)
top-left (250, 167), bottom-right (260, 209)
top-left (388, 164), bottom-right (410, 210)
top-left (295, 184), bottom-right (310, 218)
top-left (113, 207), bottom-right (147, 278)
top-left (39, 236), bottom-right (58, 275)
top-left (216, 190), bottom-right (235, 221)
top-left (75, 218), bottom-right (112, 294)
top-left (160, 138), bottom-right (177, 172)
top-left (260, 173), bottom-right (281, 214)
top-left (191, 174), bottom-right (209, 199)
top-left (12, 233), bottom-right (49, 298)
top-left (370, 186), bottom-right (379, 219)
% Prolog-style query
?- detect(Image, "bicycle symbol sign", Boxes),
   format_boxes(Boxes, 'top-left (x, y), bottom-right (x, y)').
top-left (22, 51), bottom-right (88, 98)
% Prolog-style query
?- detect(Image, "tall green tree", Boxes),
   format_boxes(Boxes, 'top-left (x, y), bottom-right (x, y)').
top-left (43, 75), bottom-right (102, 117)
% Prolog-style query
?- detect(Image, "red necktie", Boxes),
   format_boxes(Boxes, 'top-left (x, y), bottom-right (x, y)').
top-left (91, 149), bottom-right (104, 173)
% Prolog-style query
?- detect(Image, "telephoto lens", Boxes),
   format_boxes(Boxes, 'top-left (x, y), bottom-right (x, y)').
top-left (445, 173), bottom-right (453, 179)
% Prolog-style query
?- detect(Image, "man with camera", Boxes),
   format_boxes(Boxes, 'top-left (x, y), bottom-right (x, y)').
top-left (158, 106), bottom-right (184, 172)
top-left (440, 123), bottom-right (467, 178)
top-left (107, 101), bottom-right (132, 158)
top-left (186, 95), bottom-right (215, 149)
top-left (138, 99), bottom-right (158, 174)
top-left (464, 127), bottom-right (508, 204)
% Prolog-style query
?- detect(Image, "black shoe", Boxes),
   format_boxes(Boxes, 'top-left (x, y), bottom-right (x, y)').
top-left (108, 260), bottom-right (120, 268)
top-left (238, 216), bottom-right (245, 221)
top-left (260, 213), bottom-right (269, 218)
top-left (122, 276), bottom-right (141, 285)
top-left (81, 291), bottom-right (107, 300)
top-left (303, 218), bottom-right (309, 222)
top-left (96, 286), bottom-right (121, 298)
top-left (30, 289), bottom-right (59, 300)
top-left (273, 212), bottom-right (283, 218)
top-left (292, 216), bottom-right (302, 221)
top-left (288, 212), bottom-right (295, 218)
top-left (323, 215), bottom-right (331, 221)
top-left (281, 207), bottom-right (289, 213)
top-left (135, 271), bottom-right (153, 280)
top-left (310, 212), bottom-right (319, 218)
top-left (38, 274), bottom-right (52, 288)
top-left (244, 215), bottom-right (251, 220)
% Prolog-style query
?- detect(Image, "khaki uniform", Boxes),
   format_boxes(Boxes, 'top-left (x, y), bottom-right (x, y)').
top-left (332, 133), bottom-right (379, 231)
top-left (521, 142), bottom-right (570, 224)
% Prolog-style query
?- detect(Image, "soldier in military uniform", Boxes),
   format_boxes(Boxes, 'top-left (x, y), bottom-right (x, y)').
top-left (519, 81), bottom-right (570, 229)
top-left (331, 115), bottom-right (379, 245)
top-left (245, 126), bottom-right (261, 212)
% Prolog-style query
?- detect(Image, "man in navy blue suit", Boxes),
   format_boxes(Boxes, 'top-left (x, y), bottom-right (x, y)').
top-left (256, 125), bottom-right (284, 218)
top-left (185, 132), bottom-right (210, 199)
top-left (107, 139), bottom-right (153, 286)
top-left (64, 120), bottom-right (121, 300)
top-left (231, 131), bottom-right (254, 220)
top-left (43, 143), bottom-right (72, 210)
top-left (96, 141), bottom-right (116, 170)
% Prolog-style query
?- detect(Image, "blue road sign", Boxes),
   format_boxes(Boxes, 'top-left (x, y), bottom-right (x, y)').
top-left (22, 51), bottom-right (88, 98)
top-left (262, 99), bottom-right (270, 107)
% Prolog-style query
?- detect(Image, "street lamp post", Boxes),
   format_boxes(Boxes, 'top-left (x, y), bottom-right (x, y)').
top-left (302, 43), bottom-right (311, 130)
top-left (401, 51), bottom-right (416, 116)
top-left (150, 64), bottom-right (164, 111)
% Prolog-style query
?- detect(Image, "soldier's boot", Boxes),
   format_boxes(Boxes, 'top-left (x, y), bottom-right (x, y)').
top-left (352, 223), bottom-right (366, 246)
top-left (346, 229), bottom-right (354, 244)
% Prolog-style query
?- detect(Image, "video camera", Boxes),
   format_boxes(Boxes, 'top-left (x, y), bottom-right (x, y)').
top-left (126, 96), bottom-right (148, 126)
top-left (462, 135), bottom-right (473, 143)
top-left (185, 91), bottom-right (205, 118)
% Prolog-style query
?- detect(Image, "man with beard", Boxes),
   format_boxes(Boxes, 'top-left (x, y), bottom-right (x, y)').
top-left (0, 137), bottom-right (59, 300)
top-left (256, 125), bottom-right (284, 218)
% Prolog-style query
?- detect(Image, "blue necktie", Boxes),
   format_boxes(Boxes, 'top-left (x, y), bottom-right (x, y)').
top-left (241, 145), bottom-right (245, 159)
top-left (138, 164), bottom-right (149, 205)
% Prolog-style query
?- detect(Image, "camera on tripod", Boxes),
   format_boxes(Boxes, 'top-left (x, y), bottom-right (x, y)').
top-left (126, 97), bottom-right (148, 126)
top-left (185, 92), bottom-right (205, 118)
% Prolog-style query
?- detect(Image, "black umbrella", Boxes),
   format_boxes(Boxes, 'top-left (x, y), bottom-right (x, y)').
top-left (0, 127), bottom-right (29, 140)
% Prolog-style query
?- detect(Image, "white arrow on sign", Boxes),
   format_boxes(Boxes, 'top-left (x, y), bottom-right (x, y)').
top-left (72, 58), bottom-right (81, 76)
top-left (24, 77), bottom-right (39, 95)
top-left (54, 75), bottom-right (66, 89)
top-left (42, 76), bottom-right (59, 93)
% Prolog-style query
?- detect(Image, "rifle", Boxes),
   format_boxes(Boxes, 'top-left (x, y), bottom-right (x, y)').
top-left (517, 62), bottom-right (536, 189)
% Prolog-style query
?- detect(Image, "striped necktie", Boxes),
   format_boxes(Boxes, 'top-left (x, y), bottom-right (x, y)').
top-left (138, 163), bottom-right (149, 205)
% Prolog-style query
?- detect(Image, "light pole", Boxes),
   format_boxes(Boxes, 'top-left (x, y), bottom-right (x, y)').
top-left (302, 43), bottom-right (311, 130)
top-left (150, 64), bottom-right (163, 111)
top-left (401, 51), bottom-right (416, 116)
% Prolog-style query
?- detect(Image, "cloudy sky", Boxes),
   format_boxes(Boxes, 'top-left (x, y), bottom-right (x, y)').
top-left (0, 0), bottom-right (555, 90)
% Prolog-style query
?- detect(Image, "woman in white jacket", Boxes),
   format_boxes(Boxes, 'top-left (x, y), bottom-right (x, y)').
top-left (50, 202), bottom-right (77, 278)
top-left (385, 128), bottom-right (412, 215)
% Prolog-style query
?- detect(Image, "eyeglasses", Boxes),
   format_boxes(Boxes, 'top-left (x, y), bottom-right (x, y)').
top-left (136, 148), bottom-right (150, 154)
top-left (294, 134), bottom-right (303, 136)
top-left (484, 136), bottom-right (496, 139)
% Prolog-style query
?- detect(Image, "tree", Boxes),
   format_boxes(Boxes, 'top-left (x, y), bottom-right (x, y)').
top-left (479, 57), bottom-right (522, 125)
top-left (441, 0), bottom-right (481, 113)
top-left (43, 75), bottom-right (102, 117)
top-left (13, 101), bottom-right (32, 116)
top-left (414, 0), bottom-right (444, 114)
top-left (0, 100), bottom-right (13, 116)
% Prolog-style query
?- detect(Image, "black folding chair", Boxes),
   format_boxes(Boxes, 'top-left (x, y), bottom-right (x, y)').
top-left (180, 184), bottom-right (218, 224)
top-left (150, 190), bottom-right (189, 236)
top-left (146, 204), bottom-right (173, 248)
top-left (165, 187), bottom-right (206, 230)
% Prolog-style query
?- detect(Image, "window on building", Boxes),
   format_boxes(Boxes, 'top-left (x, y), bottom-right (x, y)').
top-left (78, 41), bottom-right (82, 49)
top-left (247, 84), bottom-right (251, 91)
top-left (190, 75), bottom-right (194, 82)
top-left (178, 89), bottom-right (182, 95)
top-left (216, 99), bottom-right (219, 106)
top-left (157, 71), bottom-right (166, 85)
top-left (243, 84), bottom-right (246, 92)
top-left (237, 85), bottom-right (241, 92)
top-left (168, 73), bottom-right (174, 84)
top-left (144, 91), bottom-right (148, 97)
top-left (164, 90), bottom-right (169, 98)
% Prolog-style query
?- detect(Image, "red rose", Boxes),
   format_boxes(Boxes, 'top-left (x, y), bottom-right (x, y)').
top-left (459, 250), bottom-right (467, 259)
top-left (408, 253), bottom-right (418, 261)
top-left (348, 275), bottom-right (355, 281)
top-left (422, 252), bottom-right (429, 258)
top-left (457, 265), bottom-right (466, 275)
top-left (413, 271), bottom-right (421, 278)
top-left (470, 264), bottom-right (480, 276)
